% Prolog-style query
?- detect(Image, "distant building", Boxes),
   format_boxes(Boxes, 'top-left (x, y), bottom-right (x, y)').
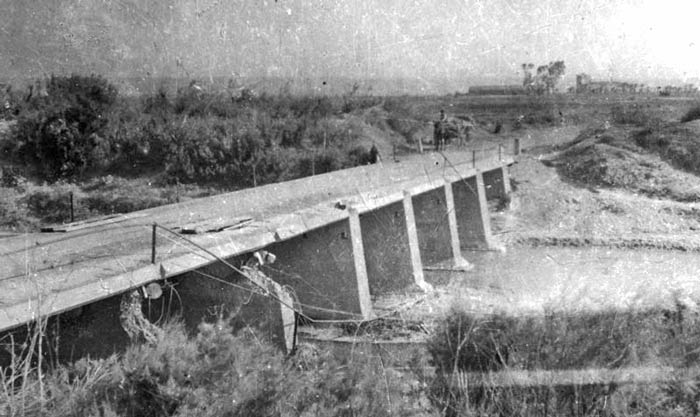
top-left (575, 74), bottom-right (638, 94)
top-left (468, 85), bottom-right (526, 95)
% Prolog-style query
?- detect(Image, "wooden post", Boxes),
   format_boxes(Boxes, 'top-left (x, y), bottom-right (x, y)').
top-left (472, 150), bottom-right (477, 168)
top-left (69, 192), bottom-right (74, 223)
top-left (151, 223), bottom-right (157, 264)
top-left (499, 144), bottom-right (504, 161)
top-left (514, 138), bottom-right (521, 155)
top-left (418, 137), bottom-right (424, 154)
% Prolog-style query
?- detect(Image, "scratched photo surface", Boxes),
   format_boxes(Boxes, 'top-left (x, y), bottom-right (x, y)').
top-left (3, 1), bottom-right (700, 415)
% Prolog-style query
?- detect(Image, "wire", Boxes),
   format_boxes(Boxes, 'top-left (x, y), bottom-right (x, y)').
top-left (152, 223), bottom-right (429, 325)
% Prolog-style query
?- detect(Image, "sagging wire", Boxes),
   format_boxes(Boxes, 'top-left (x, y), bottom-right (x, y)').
top-left (152, 224), bottom-right (377, 324)
top-left (152, 223), bottom-right (423, 325)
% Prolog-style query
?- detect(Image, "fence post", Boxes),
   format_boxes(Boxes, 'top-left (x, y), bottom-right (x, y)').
top-left (472, 150), bottom-right (476, 168)
top-left (498, 144), bottom-right (503, 161)
top-left (514, 138), bottom-right (521, 155)
top-left (151, 223), bottom-right (157, 264)
top-left (69, 191), bottom-right (74, 223)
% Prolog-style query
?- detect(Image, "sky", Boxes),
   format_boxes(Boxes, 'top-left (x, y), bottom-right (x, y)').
top-left (1, 0), bottom-right (699, 91)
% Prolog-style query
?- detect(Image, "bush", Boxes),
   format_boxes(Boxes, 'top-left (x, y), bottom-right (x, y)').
top-left (80, 177), bottom-right (173, 214)
top-left (0, 187), bottom-right (34, 231)
top-left (680, 104), bottom-right (700, 123)
top-left (10, 74), bottom-right (118, 180)
top-left (2, 317), bottom-right (434, 416)
top-left (611, 103), bottom-right (660, 127)
top-left (425, 306), bottom-right (700, 416)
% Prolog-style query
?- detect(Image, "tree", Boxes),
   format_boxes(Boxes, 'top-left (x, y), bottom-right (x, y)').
top-left (522, 61), bottom-right (566, 95)
top-left (521, 63), bottom-right (535, 92)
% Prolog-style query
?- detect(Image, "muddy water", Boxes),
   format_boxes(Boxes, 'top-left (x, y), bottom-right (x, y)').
top-left (451, 247), bottom-right (700, 314)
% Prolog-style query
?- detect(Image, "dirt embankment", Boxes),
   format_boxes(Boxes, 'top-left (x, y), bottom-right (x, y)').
top-left (499, 120), bottom-right (700, 251)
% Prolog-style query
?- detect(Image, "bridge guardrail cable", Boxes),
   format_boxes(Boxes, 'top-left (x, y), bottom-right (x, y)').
top-left (152, 223), bottom-right (417, 325)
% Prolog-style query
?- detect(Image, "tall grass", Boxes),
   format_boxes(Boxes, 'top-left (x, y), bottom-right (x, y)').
top-left (1, 316), bottom-right (435, 416)
top-left (423, 303), bottom-right (700, 416)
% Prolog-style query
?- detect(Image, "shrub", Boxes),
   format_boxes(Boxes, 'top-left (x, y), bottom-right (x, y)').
top-left (0, 187), bottom-right (34, 231)
top-left (680, 104), bottom-right (700, 123)
top-left (610, 103), bottom-right (660, 127)
top-left (2, 317), bottom-right (434, 416)
top-left (80, 177), bottom-right (172, 214)
top-left (11, 74), bottom-right (118, 180)
top-left (424, 306), bottom-right (700, 416)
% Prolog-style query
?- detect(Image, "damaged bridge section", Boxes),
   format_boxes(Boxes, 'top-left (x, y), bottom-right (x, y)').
top-left (0, 149), bottom-right (514, 360)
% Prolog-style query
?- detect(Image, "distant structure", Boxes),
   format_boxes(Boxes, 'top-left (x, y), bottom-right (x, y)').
top-left (659, 84), bottom-right (698, 96)
top-left (575, 74), bottom-right (639, 94)
top-left (468, 85), bottom-right (526, 95)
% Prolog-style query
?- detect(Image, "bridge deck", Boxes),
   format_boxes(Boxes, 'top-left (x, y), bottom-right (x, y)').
top-left (0, 150), bottom-right (513, 332)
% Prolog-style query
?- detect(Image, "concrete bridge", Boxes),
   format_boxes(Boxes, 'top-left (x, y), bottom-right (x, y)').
top-left (0, 145), bottom-right (515, 359)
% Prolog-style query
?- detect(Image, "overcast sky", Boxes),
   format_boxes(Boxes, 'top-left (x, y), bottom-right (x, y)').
top-left (1, 0), bottom-right (699, 87)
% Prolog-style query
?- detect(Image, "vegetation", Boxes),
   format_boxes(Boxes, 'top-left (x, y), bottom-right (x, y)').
top-left (634, 123), bottom-right (700, 177)
top-left (521, 61), bottom-right (566, 95)
top-left (8, 75), bottom-right (118, 180)
top-left (1, 316), bottom-right (434, 417)
top-left (6, 302), bottom-right (700, 416)
top-left (0, 75), bottom-right (385, 231)
top-left (680, 103), bottom-right (700, 123)
top-left (423, 303), bottom-right (700, 416)
top-left (2, 75), bottom-right (382, 185)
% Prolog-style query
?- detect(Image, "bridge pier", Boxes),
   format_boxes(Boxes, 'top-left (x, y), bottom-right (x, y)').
top-left (482, 166), bottom-right (511, 201)
top-left (451, 172), bottom-right (496, 249)
top-left (358, 198), bottom-right (430, 295)
top-left (412, 186), bottom-right (451, 265)
top-left (263, 216), bottom-right (373, 321)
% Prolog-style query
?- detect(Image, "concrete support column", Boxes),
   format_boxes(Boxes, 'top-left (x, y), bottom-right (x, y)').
top-left (444, 182), bottom-right (473, 270)
top-left (403, 191), bottom-right (433, 291)
top-left (482, 166), bottom-right (511, 201)
top-left (452, 172), bottom-right (496, 249)
top-left (412, 186), bottom-right (451, 266)
top-left (263, 216), bottom-right (373, 321)
top-left (348, 207), bottom-right (374, 317)
top-left (357, 198), bottom-right (431, 295)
